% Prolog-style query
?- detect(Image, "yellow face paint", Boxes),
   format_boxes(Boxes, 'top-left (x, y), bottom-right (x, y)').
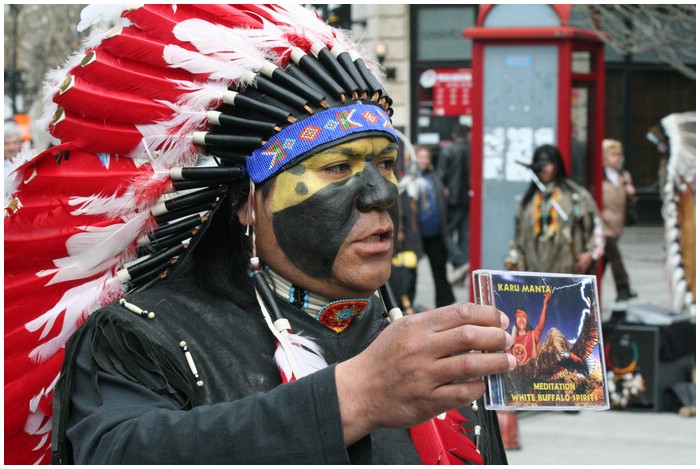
top-left (270, 136), bottom-right (398, 213)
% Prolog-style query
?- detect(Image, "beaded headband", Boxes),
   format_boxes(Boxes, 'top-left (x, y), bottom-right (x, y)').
top-left (246, 103), bottom-right (396, 183)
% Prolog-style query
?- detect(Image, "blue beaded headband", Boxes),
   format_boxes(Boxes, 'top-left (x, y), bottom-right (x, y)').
top-left (246, 103), bottom-right (397, 183)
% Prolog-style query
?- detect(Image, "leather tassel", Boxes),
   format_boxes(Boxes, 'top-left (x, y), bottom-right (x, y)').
top-left (410, 410), bottom-right (484, 465)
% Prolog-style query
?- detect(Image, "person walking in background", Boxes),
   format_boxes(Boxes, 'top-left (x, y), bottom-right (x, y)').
top-left (391, 172), bottom-right (424, 314)
top-left (4, 121), bottom-right (23, 176)
top-left (415, 144), bottom-right (456, 308)
top-left (512, 144), bottom-right (604, 275)
top-left (602, 139), bottom-right (638, 301)
top-left (437, 124), bottom-right (472, 285)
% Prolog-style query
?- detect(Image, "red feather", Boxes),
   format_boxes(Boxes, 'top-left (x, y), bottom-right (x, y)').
top-left (49, 112), bottom-right (145, 155)
top-left (121, 5), bottom-right (191, 45)
top-left (189, 4), bottom-right (264, 28)
top-left (4, 144), bottom-right (167, 464)
top-left (73, 48), bottom-right (194, 102)
top-left (122, 5), bottom-right (245, 46)
top-left (410, 410), bottom-right (484, 465)
top-left (54, 74), bottom-right (173, 124)
top-left (98, 25), bottom-right (176, 68)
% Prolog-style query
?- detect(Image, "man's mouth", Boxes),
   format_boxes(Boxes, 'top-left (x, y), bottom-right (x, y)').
top-left (355, 229), bottom-right (393, 254)
top-left (361, 231), bottom-right (391, 243)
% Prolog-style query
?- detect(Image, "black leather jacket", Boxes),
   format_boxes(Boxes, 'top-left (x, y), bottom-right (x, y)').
top-left (51, 273), bottom-right (507, 464)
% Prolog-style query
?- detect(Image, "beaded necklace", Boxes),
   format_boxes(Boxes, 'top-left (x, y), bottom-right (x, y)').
top-left (266, 269), bottom-right (369, 333)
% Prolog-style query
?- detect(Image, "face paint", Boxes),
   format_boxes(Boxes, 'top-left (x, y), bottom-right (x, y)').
top-left (269, 136), bottom-right (399, 278)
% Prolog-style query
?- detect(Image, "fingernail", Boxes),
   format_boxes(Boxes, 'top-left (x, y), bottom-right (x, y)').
top-left (505, 331), bottom-right (513, 348)
top-left (500, 312), bottom-right (509, 330)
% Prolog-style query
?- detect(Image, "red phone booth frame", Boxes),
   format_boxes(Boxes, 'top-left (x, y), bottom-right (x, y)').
top-left (465, 5), bottom-right (606, 285)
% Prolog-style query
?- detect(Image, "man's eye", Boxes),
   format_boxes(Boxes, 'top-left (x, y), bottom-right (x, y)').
top-left (378, 158), bottom-right (396, 171)
top-left (324, 162), bottom-right (352, 174)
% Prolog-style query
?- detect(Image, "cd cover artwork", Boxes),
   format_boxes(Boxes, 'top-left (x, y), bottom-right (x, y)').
top-left (473, 270), bottom-right (610, 411)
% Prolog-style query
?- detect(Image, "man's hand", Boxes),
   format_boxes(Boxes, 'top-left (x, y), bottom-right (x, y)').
top-left (336, 303), bottom-right (514, 445)
top-left (575, 252), bottom-right (594, 274)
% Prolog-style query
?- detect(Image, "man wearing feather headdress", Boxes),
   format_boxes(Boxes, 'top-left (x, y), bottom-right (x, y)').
top-left (5, 5), bottom-right (514, 465)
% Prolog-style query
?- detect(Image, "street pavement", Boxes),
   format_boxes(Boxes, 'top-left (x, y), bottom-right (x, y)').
top-left (413, 225), bottom-right (697, 465)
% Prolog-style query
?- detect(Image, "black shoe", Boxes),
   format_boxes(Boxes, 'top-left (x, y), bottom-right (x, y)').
top-left (448, 263), bottom-right (470, 285)
top-left (616, 290), bottom-right (638, 302)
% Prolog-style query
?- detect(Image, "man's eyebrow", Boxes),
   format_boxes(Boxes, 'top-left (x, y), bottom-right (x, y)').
top-left (317, 141), bottom-right (399, 158)
top-left (380, 142), bottom-right (400, 156)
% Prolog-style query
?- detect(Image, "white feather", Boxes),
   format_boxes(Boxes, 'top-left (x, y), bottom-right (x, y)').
top-left (153, 100), bottom-right (210, 143)
top-left (232, 19), bottom-right (289, 61)
top-left (174, 79), bottom-right (230, 111)
top-left (25, 274), bottom-right (123, 361)
top-left (136, 122), bottom-right (199, 168)
top-left (254, 286), bottom-right (328, 380)
top-left (37, 256), bottom-right (119, 286)
top-left (274, 331), bottom-right (329, 380)
top-left (69, 188), bottom-right (136, 217)
top-left (262, 4), bottom-right (335, 45)
top-left (77, 4), bottom-right (129, 32)
top-left (174, 19), bottom-right (284, 71)
top-left (163, 45), bottom-right (244, 82)
top-left (51, 211), bottom-right (151, 272)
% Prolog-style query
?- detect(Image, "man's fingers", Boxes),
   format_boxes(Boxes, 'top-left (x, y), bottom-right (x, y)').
top-left (418, 322), bottom-right (513, 360)
top-left (427, 380), bottom-right (488, 412)
top-left (429, 349), bottom-right (516, 385)
top-left (416, 302), bottom-right (509, 333)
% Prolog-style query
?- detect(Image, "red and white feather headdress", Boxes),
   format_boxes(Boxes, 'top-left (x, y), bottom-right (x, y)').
top-left (4, 5), bottom-right (396, 464)
top-left (5, 5), bottom-right (483, 465)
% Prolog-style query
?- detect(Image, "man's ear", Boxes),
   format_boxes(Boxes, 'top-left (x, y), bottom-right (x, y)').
top-left (235, 198), bottom-right (250, 226)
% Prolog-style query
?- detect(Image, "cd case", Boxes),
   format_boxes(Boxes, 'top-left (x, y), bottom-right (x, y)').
top-left (473, 269), bottom-right (610, 411)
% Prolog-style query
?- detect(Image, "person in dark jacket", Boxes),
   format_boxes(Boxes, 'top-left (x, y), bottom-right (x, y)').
top-left (437, 124), bottom-right (472, 284)
top-left (415, 144), bottom-right (457, 307)
top-left (54, 138), bottom-right (513, 464)
top-left (11, 5), bottom-right (514, 466)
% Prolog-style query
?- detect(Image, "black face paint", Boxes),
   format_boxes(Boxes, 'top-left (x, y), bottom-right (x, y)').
top-left (272, 160), bottom-right (398, 278)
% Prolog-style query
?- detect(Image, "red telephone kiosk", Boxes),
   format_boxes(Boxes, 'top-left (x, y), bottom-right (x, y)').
top-left (464, 5), bottom-right (605, 450)
top-left (465, 4), bottom-right (605, 280)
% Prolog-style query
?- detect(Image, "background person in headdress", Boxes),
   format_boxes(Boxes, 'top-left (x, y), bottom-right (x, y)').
top-left (512, 144), bottom-right (604, 275)
top-left (4, 5), bottom-right (513, 465)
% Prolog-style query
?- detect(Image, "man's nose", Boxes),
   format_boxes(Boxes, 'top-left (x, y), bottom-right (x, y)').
top-left (356, 164), bottom-right (397, 211)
